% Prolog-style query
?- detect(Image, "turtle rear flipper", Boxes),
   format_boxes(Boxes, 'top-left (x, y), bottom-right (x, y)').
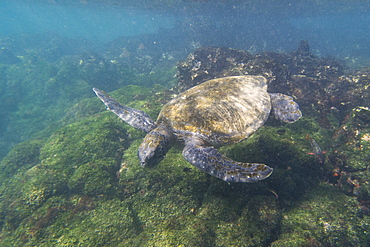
top-left (269, 93), bottom-right (302, 123)
top-left (93, 88), bottom-right (157, 133)
top-left (182, 138), bottom-right (273, 183)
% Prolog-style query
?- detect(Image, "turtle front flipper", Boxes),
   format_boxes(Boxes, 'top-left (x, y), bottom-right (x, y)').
top-left (269, 93), bottom-right (302, 123)
top-left (182, 138), bottom-right (273, 183)
top-left (93, 88), bottom-right (157, 133)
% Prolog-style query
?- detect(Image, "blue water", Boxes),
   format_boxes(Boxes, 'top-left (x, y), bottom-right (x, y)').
top-left (0, 0), bottom-right (177, 43)
top-left (1, 1), bottom-right (369, 56)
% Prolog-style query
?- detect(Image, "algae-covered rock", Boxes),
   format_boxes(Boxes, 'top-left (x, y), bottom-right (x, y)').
top-left (110, 117), bottom-right (320, 246)
top-left (1, 46), bottom-right (370, 246)
top-left (0, 138), bottom-right (43, 181)
top-left (0, 81), bottom-right (334, 246)
top-left (68, 160), bottom-right (115, 196)
top-left (214, 195), bottom-right (280, 246)
top-left (0, 114), bottom-right (130, 238)
top-left (271, 184), bottom-right (370, 247)
top-left (1, 197), bottom-right (137, 246)
top-left (332, 106), bottom-right (370, 171)
top-left (117, 140), bottom-right (282, 246)
top-left (328, 106), bottom-right (370, 210)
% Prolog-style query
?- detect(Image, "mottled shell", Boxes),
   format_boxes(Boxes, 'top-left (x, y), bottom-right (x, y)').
top-left (157, 76), bottom-right (271, 145)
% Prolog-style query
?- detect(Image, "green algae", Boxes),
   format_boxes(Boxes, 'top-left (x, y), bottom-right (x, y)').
top-left (68, 160), bottom-right (116, 196)
top-left (271, 184), bottom-right (370, 247)
top-left (219, 123), bottom-right (328, 201)
top-left (1, 196), bottom-right (137, 246)
top-left (46, 198), bottom-right (137, 246)
top-left (1, 80), bottom-right (370, 246)
top-left (0, 58), bottom-right (87, 159)
top-left (334, 106), bottom-right (370, 170)
top-left (118, 139), bottom-right (281, 246)
top-left (0, 113), bottom-right (130, 240)
top-left (0, 51), bottom-right (176, 161)
top-left (327, 106), bottom-right (370, 205)
top-left (0, 138), bottom-right (44, 180)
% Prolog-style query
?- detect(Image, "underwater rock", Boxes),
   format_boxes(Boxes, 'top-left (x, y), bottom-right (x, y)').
top-left (1, 41), bottom-right (370, 245)
top-left (0, 47), bottom-right (21, 64)
top-left (176, 42), bottom-right (370, 130)
top-left (67, 160), bottom-right (115, 196)
top-left (295, 40), bottom-right (310, 54)
top-left (177, 42), bottom-right (345, 93)
top-left (70, 51), bottom-right (130, 92)
top-left (0, 114), bottom-right (129, 236)
top-left (271, 184), bottom-right (370, 247)
top-left (0, 139), bottom-right (43, 181)
top-left (105, 30), bottom-right (188, 74)
top-left (0, 83), bottom-right (321, 245)
top-left (177, 47), bottom-right (253, 90)
top-left (328, 106), bottom-right (370, 208)
top-left (0, 33), bottom-right (98, 63)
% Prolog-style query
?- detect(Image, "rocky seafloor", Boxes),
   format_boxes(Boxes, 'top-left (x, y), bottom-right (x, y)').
top-left (0, 39), bottom-right (370, 246)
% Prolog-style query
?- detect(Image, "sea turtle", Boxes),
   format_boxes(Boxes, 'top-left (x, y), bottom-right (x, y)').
top-left (93, 75), bottom-right (302, 183)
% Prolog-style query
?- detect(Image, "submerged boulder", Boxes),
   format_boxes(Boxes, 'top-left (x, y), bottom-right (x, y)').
top-left (0, 45), bottom-right (369, 246)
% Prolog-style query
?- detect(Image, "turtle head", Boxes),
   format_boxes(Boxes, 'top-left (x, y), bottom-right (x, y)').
top-left (138, 126), bottom-right (173, 167)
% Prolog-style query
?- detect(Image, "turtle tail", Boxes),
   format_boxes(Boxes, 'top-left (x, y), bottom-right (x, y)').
top-left (182, 138), bottom-right (273, 183)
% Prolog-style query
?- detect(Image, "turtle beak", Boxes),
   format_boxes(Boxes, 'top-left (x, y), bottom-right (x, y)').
top-left (137, 127), bottom-right (173, 168)
top-left (138, 148), bottom-right (164, 168)
top-left (138, 140), bottom-right (164, 168)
